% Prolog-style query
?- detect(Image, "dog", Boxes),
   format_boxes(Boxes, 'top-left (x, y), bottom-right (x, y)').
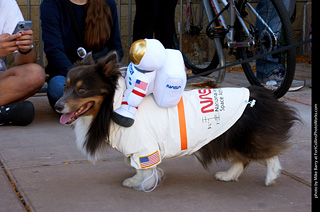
top-left (55, 51), bottom-right (299, 192)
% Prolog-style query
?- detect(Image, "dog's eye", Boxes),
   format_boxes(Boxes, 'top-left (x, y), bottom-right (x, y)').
top-left (78, 88), bottom-right (85, 94)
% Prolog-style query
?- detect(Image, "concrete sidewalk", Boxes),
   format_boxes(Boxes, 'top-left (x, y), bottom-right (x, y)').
top-left (0, 63), bottom-right (312, 212)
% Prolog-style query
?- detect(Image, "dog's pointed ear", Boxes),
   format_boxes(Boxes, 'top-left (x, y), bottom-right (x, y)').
top-left (81, 52), bottom-right (95, 65)
top-left (96, 51), bottom-right (120, 80)
top-left (74, 52), bottom-right (95, 67)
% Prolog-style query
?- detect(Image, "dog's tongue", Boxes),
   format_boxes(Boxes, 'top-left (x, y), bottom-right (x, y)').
top-left (60, 112), bottom-right (75, 125)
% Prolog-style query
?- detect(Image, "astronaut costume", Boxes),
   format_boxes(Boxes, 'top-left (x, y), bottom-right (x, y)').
top-left (110, 76), bottom-right (251, 170)
top-left (113, 39), bottom-right (187, 127)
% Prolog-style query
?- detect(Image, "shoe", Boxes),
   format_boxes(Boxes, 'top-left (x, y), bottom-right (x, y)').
top-left (288, 79), bottom-right (305, 92)
top-left (112, 112), bottom-right (134, 127)
top-left (268, 68), bottom-right (285, 83)
top-left (0, 101), bottom-right (35, 126)
top-left (259, 68), bottom-right (305, 91)
top-left (258, 68), bottom-right (284, 90)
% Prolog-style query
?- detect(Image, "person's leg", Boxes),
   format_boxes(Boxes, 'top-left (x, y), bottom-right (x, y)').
top-left (255, 0), bottom-right (281, 79)
top-left (155, 0), bottom-right (178, 48)
top-left (255, 0), bottom-right (296, 80)
top-left (0, 63), bottom-right (45, 126)
top-left (133, 0), bottom-right (158, 42)
top-left (47, 75), bottom-right (66, 108)
top-left (282, 0), bottom-right (296, 17)
top-left (0, 63), bottom-right (45, 106)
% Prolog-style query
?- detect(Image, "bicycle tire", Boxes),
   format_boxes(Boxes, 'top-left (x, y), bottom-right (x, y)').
top-left (173, 1), bottom-right (219, 75)
top-left (235, 0), bottom-right (296, 98)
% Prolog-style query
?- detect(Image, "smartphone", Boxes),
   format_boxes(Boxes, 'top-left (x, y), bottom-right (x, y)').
top-left (12, 21), bottom-right (33, 35)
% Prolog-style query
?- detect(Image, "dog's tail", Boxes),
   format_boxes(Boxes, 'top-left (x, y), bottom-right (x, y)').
top-left (195, 86), bottom-right (300, 169)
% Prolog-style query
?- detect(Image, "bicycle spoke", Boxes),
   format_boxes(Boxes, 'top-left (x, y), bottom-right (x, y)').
top-left (235, 0), bottom-right (295, 98)
top-left (173, 0), bottom-right (219, 73)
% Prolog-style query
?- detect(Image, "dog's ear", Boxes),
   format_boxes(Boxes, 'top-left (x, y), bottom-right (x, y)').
top-left (74, 52), bottom-right (95, 67)
top-left (81, 52), bottom-right (95, 65)
top-left (96, 51), bottom-right (120, 81)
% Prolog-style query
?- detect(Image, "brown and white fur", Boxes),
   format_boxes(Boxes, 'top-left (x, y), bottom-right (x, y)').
top-left (55, 52), bottom-right (299, 191)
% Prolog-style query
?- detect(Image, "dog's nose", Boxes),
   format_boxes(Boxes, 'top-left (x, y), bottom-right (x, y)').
top-left (54, 101), bottom-right (64, 113)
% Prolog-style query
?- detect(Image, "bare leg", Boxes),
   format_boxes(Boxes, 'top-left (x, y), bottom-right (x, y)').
top-left (0, 63), bottom-right (45, 106)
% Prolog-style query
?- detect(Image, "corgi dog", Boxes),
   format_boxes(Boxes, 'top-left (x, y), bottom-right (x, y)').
top-left (55, 52), bottom-right (299, 192)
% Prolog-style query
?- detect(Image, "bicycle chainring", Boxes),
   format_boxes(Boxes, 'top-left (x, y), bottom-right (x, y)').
top-left (259, 29), bottom-right (274, 53)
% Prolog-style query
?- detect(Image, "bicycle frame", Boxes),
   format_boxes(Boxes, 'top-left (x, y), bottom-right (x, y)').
top-left (202, 0), bottom-right (226, 85)
top-left (205, 0), bottom-right (278, 48)
top-left (200, 0), bottom-right (279, 84)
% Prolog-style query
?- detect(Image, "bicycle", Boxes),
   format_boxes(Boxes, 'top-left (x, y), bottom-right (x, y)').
top-left (174, 0), bottom-right (296, 98)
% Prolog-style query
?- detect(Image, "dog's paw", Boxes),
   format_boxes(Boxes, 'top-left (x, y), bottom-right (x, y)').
top-left (215, 163), bottom-right (244, 182)
top-left (265, 178), bottom-right (276, 186)
top-left (123, 168), bottom-right (161, 191)
top-left (265, 170), bottom-right (279, 186)
top-left (122, 177), bottom-right (142, 189)
top-left (265, 156), bottom-right (281, 186)
top-left (215, 171), bottom-right (239, 182)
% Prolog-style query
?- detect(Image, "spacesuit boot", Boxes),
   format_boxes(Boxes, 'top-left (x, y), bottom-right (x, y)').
top-left (113, 104), bottom-right (137, 127)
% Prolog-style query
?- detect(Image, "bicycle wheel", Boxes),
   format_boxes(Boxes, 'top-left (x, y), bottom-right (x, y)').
top-left (235, 0), bottom-right (296, 98)
top-left (173, 0), bottom-right (219, 75)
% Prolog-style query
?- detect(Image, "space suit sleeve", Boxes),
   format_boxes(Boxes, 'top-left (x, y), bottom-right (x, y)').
top-left (126, 65), bottom-right (156, 107)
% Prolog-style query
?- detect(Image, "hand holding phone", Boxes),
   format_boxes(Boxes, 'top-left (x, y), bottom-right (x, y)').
top-left (12, 21), bottom-right (33, 35)
top-left (0, 33), bottom-right (19, 57)
top-left (12, 21), bottom-right (34, 54)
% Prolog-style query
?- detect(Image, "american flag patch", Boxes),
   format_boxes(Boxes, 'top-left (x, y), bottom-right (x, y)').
top-left (135, 79), bottom-right (148, 91)
top-left (139, 151), bottom-right (160, 168)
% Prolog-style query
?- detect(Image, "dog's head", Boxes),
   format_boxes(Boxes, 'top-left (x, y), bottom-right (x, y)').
top-left (55, 51), bottom-right (120, 125)
top-left (55, 51), bottom-right (121, 159)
